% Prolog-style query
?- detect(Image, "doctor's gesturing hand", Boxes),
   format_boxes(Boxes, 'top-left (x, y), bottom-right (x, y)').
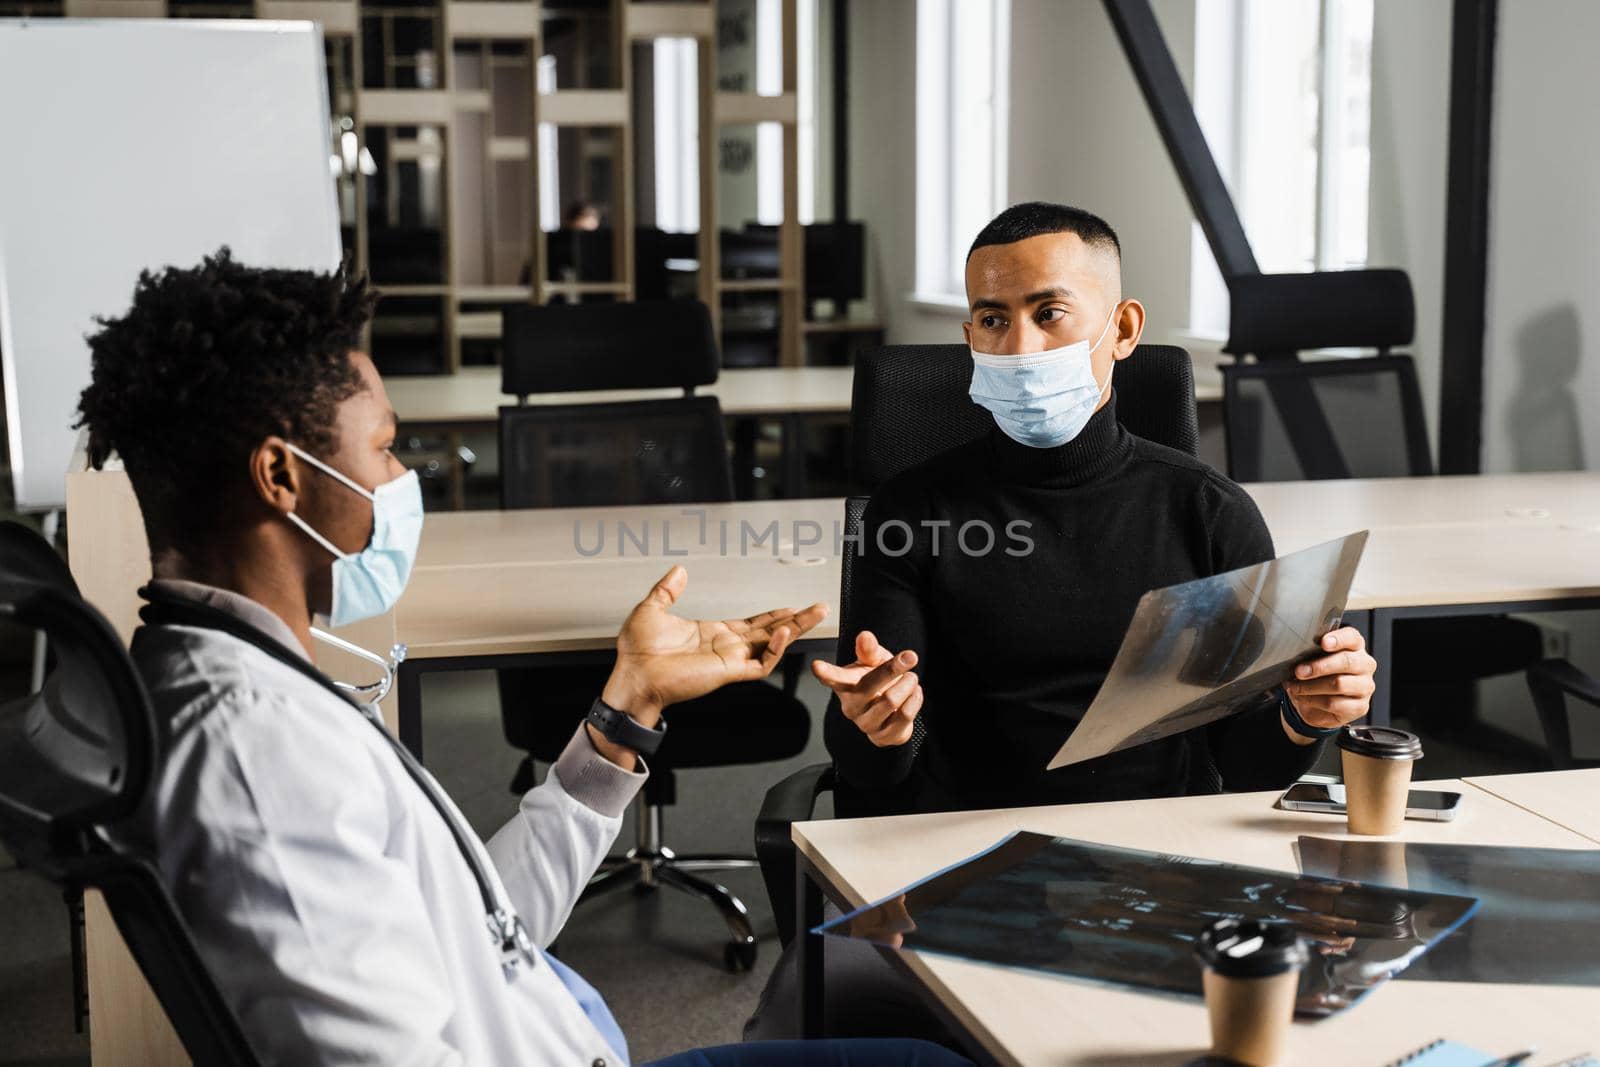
top-left (597, 564), bottom-right (827, 746)
top-left (813, 630), bottom-right (924, 748)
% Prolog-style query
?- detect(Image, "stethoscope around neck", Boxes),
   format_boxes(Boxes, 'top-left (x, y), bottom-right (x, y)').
top-left (310, 625), bottom-right (406, 704)
top-left (138, 590), bottom-right (536, 975)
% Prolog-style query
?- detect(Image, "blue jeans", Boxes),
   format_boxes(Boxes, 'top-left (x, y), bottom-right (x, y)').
top-left (646, 1038), bottom-right (974, 1067)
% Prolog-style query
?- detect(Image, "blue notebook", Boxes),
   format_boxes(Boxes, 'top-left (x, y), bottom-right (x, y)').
top-left (1384, 1040), bottom-right (1492, 1067)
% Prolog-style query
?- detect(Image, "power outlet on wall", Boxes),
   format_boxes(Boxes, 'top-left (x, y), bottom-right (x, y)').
top-left (1513, 614), bottom-right (1571, 660)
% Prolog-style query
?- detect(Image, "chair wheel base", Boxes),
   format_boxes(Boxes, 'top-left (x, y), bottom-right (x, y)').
top-left (724, 939), bottom-right (758, 973)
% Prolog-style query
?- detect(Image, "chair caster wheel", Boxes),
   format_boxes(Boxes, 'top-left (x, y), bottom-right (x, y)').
top-left (724, 940), bottom-right (758, 973)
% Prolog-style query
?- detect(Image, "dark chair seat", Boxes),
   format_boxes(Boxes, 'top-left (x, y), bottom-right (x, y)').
top-left (502, 673), bottom-right (810, 770)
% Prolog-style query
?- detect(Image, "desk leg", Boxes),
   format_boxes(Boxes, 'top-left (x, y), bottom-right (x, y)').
top-left (1342, 610), bottom-right (1375, 725)
top-left (781, 414), bottom-right (809, 499)
top-left (796, 853), bottom-right (825, 1039)
top-left (397, 660), bottom-right (424, 761)
top-left (1369, 609), bottom-right (1394, 728)
top-left (732, 417), bottom-right (759, 500)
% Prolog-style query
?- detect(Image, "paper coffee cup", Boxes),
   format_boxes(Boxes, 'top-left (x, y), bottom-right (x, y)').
top-left (1337, 726), bottom-right (1423, 836)
top-left (1195, 918), bottom-right (1308, 1067)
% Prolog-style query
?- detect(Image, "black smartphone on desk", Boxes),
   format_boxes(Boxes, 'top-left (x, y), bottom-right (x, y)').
top-left (1278, 782), bottom-right (1463, 821)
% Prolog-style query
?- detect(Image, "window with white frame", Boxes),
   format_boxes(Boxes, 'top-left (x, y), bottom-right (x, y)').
top-left (649, 0), bottom-right (819, 232)
top-left (914, 0), bottom-right (1010, 304)
top-left (652, 37), bottom-right (700, 233)
top-left (536, 54), bottom-right (560, 232)
top-left (1189, 0), bottom-right (1374, 336)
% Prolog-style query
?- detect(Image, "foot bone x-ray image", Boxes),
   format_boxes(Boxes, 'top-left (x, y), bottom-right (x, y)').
top-left (1049, 531), bottom-right (1369, 770)
top-left (818, 831), bottom-right (1477, 1016)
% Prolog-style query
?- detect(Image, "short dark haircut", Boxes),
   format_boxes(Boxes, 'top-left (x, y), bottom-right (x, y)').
top-left (75, 248), bottom-right (377, 556)
top-left (967, 202), bottom-right (1121, 262)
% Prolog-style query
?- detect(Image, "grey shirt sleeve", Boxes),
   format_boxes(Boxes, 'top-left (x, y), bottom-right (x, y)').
top-left (549, 723), bottom-right (649, 819)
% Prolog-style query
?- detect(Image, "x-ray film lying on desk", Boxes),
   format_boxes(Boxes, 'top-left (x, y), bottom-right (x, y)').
top-left (1048, 531), bottom-right (1369, 770)
top-left (1296, 837), bottom-right (1600, 987)
top-left (817, 831), bottom-right (1478, 1016)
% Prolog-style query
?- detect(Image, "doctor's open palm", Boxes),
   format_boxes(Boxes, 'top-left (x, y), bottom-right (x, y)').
top-left (605, 565), bottom-right (829, 722)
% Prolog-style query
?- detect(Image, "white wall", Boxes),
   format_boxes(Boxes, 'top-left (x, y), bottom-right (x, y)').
top-left (1366, 0), bottom-right (1451, 451)
top-left (849, 0), bottom-right (1197, 347)
top-left (1483, 0), bottom-right (1599, 475)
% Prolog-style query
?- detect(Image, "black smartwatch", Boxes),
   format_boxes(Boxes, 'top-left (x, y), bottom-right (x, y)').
top-left (585, 697), bottom-right (667, 757)
top-left (1276, 687), bottom-right (1341, 739)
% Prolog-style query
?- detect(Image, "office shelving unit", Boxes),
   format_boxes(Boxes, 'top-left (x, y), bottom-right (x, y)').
top-left (35, 0), bottom-right (804, 374)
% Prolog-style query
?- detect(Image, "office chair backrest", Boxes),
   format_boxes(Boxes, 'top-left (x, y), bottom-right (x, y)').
top-left (0, 522), bottom-right (259, 1065)
top-left (0, 521), bottom-right (78, 593)
top-left (1221, 354), bottom-right (1433, 482)
top-left (501, 299), bottom-right (719, 399)
top-left (851, 343), bottom-right (1199, 489)
top-left (499, 395), bottom-right (735, 509)
top-left (1223, 269), bottom-right (1415, 358)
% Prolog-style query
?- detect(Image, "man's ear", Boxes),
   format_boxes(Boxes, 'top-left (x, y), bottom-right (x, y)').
top-left (250, 437), bottom-right (301, 517)
top-left (960, 319), bottom-right (974, 347)
top-left (1111, 299), bottom-right (1146, 360)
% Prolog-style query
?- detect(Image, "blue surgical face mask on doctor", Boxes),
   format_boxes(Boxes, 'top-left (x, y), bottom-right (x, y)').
top-left (968, 309), bottom-right (1118, 448)
top-left (284, 443), bottom-right (423, 627)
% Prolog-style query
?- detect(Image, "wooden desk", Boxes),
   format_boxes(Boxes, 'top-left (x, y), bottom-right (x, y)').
top-left (791, 775), bottom-right (1600, 1065)
top-left (1464, 768), bottom-right (1600, 844)
top-left (385, 365), bottom-right (856, 426)
top-left (387, 365), bottom-right (1226, 428)
top-left (391, 476), bottom-right (1600, 755)
top-left (1251, 473), bottom-right (1600, 722)
top-left (388, 365), bottom-right (857, 498)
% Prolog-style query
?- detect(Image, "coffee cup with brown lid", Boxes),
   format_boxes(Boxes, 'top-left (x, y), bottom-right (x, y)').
top-left (1337, 726), bottom-right (1423, 836)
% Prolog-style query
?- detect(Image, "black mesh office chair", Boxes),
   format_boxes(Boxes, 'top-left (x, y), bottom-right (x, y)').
top-left (1220, 354), bottom-right (1545, 758)
top-left (501, 298), bottom-right (719, 399)
top-left (1221, 355), bottom-right (1433, 482)
top-left (0, 521), bottom-right (260, 1066)
top-left (755, 343), bottom-right (1202, 945)
top-left (496, 397), bottom-right (809, 972)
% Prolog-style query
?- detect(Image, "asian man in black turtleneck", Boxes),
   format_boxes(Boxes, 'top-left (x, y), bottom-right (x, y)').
top-left (814, 202), bottom-right (1378, 815)
top-left (744, 203), bottom-right (1379, 1042)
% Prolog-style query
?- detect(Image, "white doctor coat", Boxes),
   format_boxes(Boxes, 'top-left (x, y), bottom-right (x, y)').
top-left (125, 580), bottom-right (647, 1066)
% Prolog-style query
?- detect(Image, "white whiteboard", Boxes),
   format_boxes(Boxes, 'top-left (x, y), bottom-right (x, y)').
top-left (0, 18), bottom-right (341, 510)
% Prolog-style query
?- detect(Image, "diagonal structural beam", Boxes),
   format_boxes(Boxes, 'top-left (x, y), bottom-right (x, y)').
top-left (1102, 0), bottom-right (1259, 281)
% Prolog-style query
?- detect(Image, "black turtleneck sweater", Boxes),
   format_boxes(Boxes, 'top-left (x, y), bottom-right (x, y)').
top-left (825, 395), bottom-right (1325, 815)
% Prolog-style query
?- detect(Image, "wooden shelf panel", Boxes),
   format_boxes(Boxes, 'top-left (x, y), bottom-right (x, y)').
top-left (457, 285), bottom-right (532, 302)
top-left (717, 278), bottom-right (799, 293)
top-left (255, 0), bottom-right (357, 34)
top-left (446, 1), bottom-right (538, 40)
top-left (624, 2), bottom-right (715, 40)
top-left (360, 89), bottom-right (452, 126)
top-left (488, 136), bottom-right (531, 161)
top-left (714, 91), bottom-right (797, 125)
top-left (538, 89), bottom-right (628, 127)
top-left (67, 0), bottom-right (164, 14)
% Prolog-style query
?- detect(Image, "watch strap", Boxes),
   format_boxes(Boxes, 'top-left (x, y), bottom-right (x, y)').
top-left (1276, 687), bottom-right (1342, 739)
top-left (586, 697), bottom-right (666, 757)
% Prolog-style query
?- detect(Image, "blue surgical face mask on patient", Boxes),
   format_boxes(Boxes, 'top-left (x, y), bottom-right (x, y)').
top-left (284, 443), bottom-right (423, 627)
top-left (968, 309), bottom-right (1118, 448)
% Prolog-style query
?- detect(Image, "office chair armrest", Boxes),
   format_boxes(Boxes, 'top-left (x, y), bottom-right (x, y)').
top-left (1529, 659), bottom-right (1600, 705)
top-left (1526, 658), bottom-right (1600, 771)
top-left (755, 762), bottom-right (835, 947)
